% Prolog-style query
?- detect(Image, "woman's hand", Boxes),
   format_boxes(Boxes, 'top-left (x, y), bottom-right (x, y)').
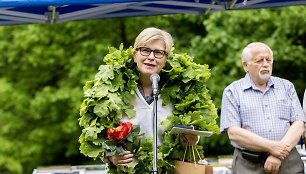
top-left (109, 151), bottom-right (133, 167)
top-left (180, 133), bottom-right (198, 145)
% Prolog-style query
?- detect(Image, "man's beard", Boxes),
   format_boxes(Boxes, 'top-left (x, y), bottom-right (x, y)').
top-left (259, 67), bottom-right (271, 81)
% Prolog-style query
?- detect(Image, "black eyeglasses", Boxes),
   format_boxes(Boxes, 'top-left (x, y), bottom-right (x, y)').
top-left (135, 47), bottom-right (168, 59)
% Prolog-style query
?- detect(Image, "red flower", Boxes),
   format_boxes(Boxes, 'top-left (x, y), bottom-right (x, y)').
top-left (120, 122), bottom-right (133, 133)
top-left (115, 125), bottom-right (129, 140)
top-left (107, 122), bottom-right (133, 141)
top-left (107, 128), bottom-right (117, 140)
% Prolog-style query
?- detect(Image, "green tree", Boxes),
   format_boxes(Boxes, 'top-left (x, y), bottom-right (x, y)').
top-left (0, 19), bottom-right (130, 173)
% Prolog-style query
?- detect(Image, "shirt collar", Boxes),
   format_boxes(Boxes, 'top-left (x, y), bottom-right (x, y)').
top-left (242, 73), bottom-right (275, 91)
top-left (137, 83), bottom-right (154, 105)
top-left (267, 77), bottom-right (275, 89)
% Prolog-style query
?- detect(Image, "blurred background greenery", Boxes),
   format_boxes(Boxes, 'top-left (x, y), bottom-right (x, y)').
top-left (0, 6), bottom-right (305, 173)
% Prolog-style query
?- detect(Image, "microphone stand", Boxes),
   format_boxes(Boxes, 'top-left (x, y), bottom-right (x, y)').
top-left (150, 89), bottom-right (159, 174)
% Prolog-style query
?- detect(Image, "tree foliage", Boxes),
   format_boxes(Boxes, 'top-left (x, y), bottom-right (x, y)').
top-left (0, 19), bottom-right (126, 173)
top-left (189, 6), bottom-right (306, 106)
top-left (0, 6), bottom-right (305, 173)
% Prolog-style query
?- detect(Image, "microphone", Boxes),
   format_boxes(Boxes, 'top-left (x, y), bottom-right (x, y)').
top-left (150, 73), bottom-right (160, 96)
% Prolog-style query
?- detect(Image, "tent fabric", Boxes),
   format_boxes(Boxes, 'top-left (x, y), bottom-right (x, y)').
top-left (0, 0), bottom-right (306, 25)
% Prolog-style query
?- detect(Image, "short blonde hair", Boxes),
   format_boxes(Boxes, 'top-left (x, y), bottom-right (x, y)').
top-left (133, 27), bottom-right (173, 56)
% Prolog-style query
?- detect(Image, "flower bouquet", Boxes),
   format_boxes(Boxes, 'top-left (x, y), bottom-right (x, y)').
top-left (103, 122), bottom-right (147, 173)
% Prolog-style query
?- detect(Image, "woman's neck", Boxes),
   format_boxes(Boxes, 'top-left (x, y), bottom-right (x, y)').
top-left (139, 75), bottom-right (153, 97)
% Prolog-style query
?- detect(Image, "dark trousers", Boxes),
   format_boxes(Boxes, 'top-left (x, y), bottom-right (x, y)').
top-left (232, 147), bottom-right (304, 174)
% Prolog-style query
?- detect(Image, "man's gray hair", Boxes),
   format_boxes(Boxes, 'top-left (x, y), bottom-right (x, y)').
top-left (241, 42), bottom-right (273, 64)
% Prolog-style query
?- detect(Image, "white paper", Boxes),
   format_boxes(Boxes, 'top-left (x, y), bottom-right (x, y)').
top-left (170, 127), bottom-right (213, 137)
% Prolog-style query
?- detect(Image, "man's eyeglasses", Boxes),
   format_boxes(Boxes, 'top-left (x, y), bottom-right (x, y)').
top-left (135, 47), bottom-right (168, 59)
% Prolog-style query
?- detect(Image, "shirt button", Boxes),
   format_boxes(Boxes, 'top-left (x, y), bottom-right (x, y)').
top-left (269, 130), bottom-right (272, 132)
top-left (265, 105), bottom-right (268, 108)
top-left (267, 117), bottom-right (270, 120)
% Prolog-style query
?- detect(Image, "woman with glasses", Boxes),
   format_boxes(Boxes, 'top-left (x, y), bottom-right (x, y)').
top-left (103, 27), bottom-right (198, 167)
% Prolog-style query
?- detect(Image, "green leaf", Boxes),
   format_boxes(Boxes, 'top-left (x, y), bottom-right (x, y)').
top-left (126, 133), bottom-right (133, 142)
top-left (110, 71), bottom-right (125, 92)
top-left (107, 93), bottom-right (123, 112)
top-left (116, 146), bottom-right (125, 156)
top-left (83, 125), bottom-right (102, 141)
top-left (102, 140), bottom-right (116, 151)
top-left (95, 65), bottom-right (114, 81)
top-left (122, 91), bottom-right (136, 104)
top-left (93, 100), bottom-right (109, 117)
top-left (128, 157), bottom-right (139, 168)
top-left (122, 104), bottom-right (136, 118)
top-left (182, 69), bottom-right (195, 83)
top-left (93, 84), bottom-right (110, 98)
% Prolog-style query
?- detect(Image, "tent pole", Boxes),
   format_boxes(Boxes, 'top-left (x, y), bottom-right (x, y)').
top-left (46, 6), bottom-right (58, 24)
top-left (204, 0), bottom-right (216, 15)
top-left (230, 0), bottom-right (238, 9)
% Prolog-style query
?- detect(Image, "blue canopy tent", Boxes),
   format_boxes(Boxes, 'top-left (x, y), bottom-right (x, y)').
top-left (0, 0), bottom-right (305, 25)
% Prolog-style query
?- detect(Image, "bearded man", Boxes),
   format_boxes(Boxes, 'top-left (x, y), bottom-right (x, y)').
top-left (220, 42), bottom-right (305, 174)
